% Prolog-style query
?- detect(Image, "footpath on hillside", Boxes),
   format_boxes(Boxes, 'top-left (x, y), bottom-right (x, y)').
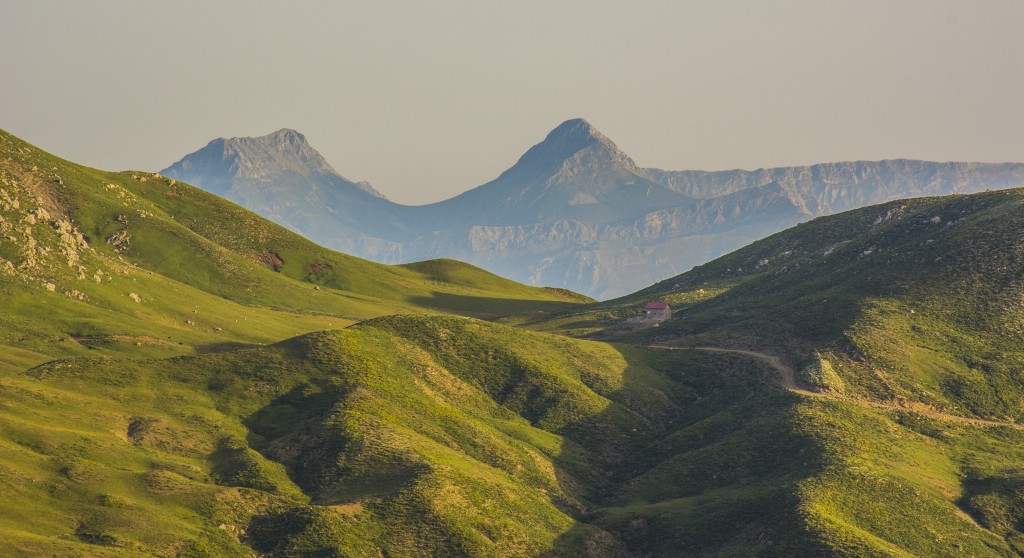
top-left (647, 344), bottom-right (1024, 431)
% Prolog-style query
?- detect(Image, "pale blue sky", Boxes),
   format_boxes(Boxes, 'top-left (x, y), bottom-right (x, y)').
top-left (3, 1), bottom-right (1022, 204)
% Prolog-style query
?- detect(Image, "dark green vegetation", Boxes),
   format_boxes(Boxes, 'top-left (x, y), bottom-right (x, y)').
top-left (7, 127), bottom-right (1024, 556)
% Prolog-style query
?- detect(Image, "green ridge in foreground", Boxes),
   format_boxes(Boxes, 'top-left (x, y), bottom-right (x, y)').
top-left (7, 315), bottom-right (1024, 556)
top-left (0, 316), bottom-right (786, 556)
top-left (0, 128), bottom-right (589, 368)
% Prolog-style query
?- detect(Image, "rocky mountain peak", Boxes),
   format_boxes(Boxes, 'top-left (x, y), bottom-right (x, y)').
top-left (264, 127), bottom-right (307, 146)
top-left (221, 129), bottom-right (334, 180)
top-left (546, 117), bottom-right (598, 141)
top-left (498, 118), bottom-right (641, 186)
top-left (163, 129), bottom-right (351, 194)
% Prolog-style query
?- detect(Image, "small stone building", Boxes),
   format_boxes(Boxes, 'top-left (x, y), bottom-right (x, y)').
top-left (643, 301), bottom-right (671, 322)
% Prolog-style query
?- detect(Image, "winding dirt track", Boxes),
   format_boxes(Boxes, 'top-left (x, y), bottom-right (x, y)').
top-left (647, 344), bottom-right (1024, 430)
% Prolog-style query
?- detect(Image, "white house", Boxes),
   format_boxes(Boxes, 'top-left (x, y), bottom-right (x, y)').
top-left (643, 301), bottom-right (671, 322)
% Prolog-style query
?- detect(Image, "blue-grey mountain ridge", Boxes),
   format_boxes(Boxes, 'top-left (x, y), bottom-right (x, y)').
top-left (162, 119), bottom-right (1024, 298)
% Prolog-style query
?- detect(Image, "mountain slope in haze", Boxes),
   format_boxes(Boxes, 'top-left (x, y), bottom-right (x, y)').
top-left (416, 118), bottom-right (693, 227)
top-left (161, 128), bottom-right (385, 200)
top-left (162, 128), bottom-right (408, 255)
top-left (163, 120), bottom-right (1024, 299)
top-left (0, 128), bottom-right (588, 367)
top-left (644, 158), bottom-right (1024, 214)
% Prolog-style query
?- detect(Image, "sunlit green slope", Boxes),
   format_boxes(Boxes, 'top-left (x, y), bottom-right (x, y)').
top-left (0, 129), bottom-right (588, 366)
top-left (0, 316), bottom-right (799, 556)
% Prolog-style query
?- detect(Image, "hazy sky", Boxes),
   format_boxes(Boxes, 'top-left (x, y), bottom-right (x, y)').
top-left (3, 1), bottom-right (1022, 205)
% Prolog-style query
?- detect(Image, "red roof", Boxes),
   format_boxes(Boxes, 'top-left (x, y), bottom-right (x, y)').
top-left (645, 301), bottom-right (669, 310)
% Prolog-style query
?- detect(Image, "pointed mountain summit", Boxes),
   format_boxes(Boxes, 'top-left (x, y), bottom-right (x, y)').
top-left (161, 128), bottom-right (402, 251)
top-left (162, 128), bottom-right (385, 199)
top-left (500, 118), bottom-right (642, 183)
top-left (424, 119), bottom-right (691, 227)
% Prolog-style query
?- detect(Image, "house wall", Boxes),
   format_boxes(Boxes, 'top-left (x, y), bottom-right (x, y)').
top-left (645, 308), bottom-right (670, 321)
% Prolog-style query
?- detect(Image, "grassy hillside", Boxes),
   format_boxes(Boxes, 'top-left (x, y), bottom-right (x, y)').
top-left (0, 316), bottom-right (801, 556)
top-left (9, 313), bottom-right (1024, 557)
top-left (0, 129), bottom-right (588, 368)
top-left (627, 189), bottom-right (1024, 418)
top-left (521, 189), bottom-right (1024, 555)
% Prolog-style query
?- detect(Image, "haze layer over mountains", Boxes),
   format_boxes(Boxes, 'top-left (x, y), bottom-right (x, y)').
top-left (163, 119), bottom-right (1024, 298)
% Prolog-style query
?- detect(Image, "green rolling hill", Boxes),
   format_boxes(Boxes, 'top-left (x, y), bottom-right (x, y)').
top-left (2, 316), bottom-right (767, 556)
top-left (0, 128), bottom-right (588, 369)
top-left (6, 127), bottom-right (1024, 557)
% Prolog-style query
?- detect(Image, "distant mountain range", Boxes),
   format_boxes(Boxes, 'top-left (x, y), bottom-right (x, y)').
top-left (162, 120), bottom-right (1024, 298)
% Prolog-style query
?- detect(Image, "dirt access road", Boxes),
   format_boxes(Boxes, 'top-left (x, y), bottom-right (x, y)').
top-left (647, 345), bottom-right (809, 394)
top-left (647, 344), bottom-right (1024, 430)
